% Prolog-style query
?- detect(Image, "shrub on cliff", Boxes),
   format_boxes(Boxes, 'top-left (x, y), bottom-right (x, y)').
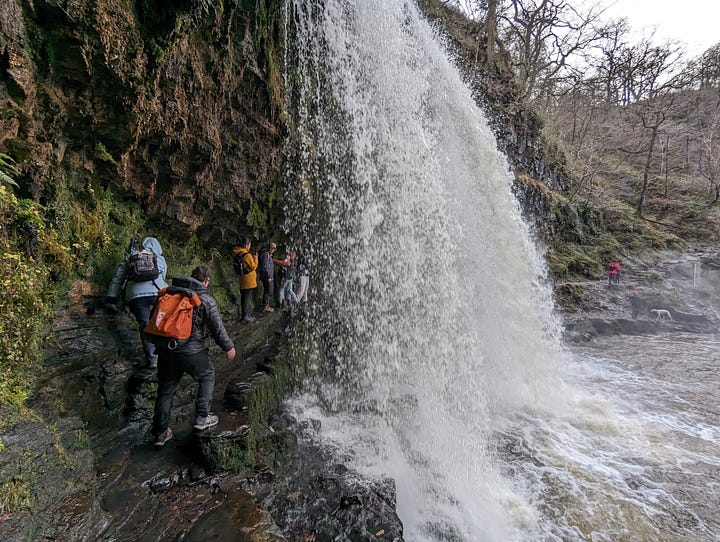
top-left (0, 186), bottom-right (52, 407)
top-left (0, 179), bottom-right (145, 407)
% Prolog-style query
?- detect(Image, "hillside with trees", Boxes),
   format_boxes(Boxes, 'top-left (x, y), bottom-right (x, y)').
top-left (444, 0), bottom-right (720, 278)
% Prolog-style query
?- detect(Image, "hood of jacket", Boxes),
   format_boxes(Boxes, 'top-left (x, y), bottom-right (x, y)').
top-left (232, 246), bottom-right (249, 256)
top-left (142, 237), bottom-right (163, 256)
top-left (172, 276), bottom-right (207, 294)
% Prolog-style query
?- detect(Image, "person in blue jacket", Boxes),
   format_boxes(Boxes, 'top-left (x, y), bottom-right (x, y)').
top-left (105, 236), bottom-right (168, 369)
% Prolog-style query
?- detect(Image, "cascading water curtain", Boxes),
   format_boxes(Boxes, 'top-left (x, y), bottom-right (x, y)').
top-left (283, 1), bottom-right (569, 539)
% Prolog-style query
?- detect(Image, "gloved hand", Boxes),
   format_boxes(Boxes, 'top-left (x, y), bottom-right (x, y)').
top-left (103, 296), bottom-right (119, 313)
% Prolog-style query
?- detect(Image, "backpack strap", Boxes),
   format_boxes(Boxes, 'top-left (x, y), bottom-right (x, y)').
top-left (165, 285), bottom-right (196, 297)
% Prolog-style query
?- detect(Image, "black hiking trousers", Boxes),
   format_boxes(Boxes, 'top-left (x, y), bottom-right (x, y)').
top-left (260, 276), bottom-right (274, 308)
top-left (127, 295), bottom-right (158, 366)
top-left (152, 349), bottom-right (215, 436)
top-left (240, 288), bottom-right (253, 319)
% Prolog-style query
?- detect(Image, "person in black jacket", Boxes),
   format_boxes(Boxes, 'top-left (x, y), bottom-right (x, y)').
top-left (629, 287), bottom-right (642, 319)
top-left (257, 242), bottom-right (277, 312)
top-left (151, 264), bottom-right (236, 447)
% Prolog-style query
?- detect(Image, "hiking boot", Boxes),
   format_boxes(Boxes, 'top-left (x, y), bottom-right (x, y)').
top-left (193, 414), bottom-right (219, 431)
top-left (153, 427), bottom-right (173, 447)
top-left (263, 305), bottom-right (275, 313)
top-left (242, 315), bottom-right (256, 324)
top-left (147, 358), bottom-right (158, 370)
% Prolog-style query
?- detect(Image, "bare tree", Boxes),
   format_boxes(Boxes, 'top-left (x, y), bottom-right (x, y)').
top-left (589, 18), bottom-right (631, 104)
top-left (636, 109), bottom-right (664, 215)
top-left (447, 0), bottom-right (717, 217)
top-left (698, 43), bottom-right (720, 91)
top-left (499, 0), bottom-right (607, 100)
top-left (624, 38), bottom-right (684, 103)
top-left (697, 103), bottom-right (720, 203)
top-left (485, 0), bottom-right (499, 60)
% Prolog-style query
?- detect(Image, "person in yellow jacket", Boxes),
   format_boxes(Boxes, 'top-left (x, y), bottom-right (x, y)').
top-left (232, 237), bottom-right (258, 323)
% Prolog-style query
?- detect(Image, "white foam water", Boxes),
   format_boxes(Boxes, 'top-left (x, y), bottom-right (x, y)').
top-left (283, 1), bottom-right (720, 540)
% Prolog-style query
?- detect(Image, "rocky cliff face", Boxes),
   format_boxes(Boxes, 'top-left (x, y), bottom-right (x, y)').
top-left (2, 0), bottom-right (570, 238)
top-left (1, 1), bottom-right (289, 538)
top-left (1, 0), bottom-right (284, 235)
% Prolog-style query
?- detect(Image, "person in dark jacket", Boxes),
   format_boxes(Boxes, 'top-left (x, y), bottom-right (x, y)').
top-left (629, 287), bottom-right (641, 319)
top-left (105, 236), bottom-right (168, 369)
top-left (151, 264), bottom-right (236, 447)
top-left (257, 242), bottom-right (278, 312)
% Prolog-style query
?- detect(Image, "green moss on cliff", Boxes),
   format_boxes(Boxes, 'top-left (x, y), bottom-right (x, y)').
top-left (0, 458), bottom-right (33, 515)
top-left (0, 187), bottom-right (54, 406)
top-left (0, 174), bottom-right (238, 408)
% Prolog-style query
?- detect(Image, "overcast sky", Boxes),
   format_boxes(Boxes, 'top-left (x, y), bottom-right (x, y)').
top-left (602, 0), bottom-right (717, 57)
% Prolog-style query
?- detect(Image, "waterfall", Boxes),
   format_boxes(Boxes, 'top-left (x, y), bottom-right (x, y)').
top-left (284, 1), bottom-right (569, 539)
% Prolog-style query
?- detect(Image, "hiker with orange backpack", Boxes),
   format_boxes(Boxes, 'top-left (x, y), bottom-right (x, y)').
top-left (105, 236), bottom-right (168, 369)
top-left (148, 264), bottom-right (236, 447)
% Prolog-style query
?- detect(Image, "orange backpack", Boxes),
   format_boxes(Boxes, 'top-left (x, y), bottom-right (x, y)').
top-left (145, 287), bottom-right (202, 340)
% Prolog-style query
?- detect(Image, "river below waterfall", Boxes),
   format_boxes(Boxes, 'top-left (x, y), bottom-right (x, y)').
top-left (287, 331), bottom-right (720, 541)
top-left (560, 333), bottom-right (720, 541)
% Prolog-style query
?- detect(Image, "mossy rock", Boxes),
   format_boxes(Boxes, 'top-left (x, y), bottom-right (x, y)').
top-left (547, 245), bottom-right (601, 279)
top-left (555, 282), bottom-right (591, 310)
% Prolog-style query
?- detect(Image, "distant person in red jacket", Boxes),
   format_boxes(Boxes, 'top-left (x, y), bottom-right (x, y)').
top-left (607, 261), bottom-right (621, 286)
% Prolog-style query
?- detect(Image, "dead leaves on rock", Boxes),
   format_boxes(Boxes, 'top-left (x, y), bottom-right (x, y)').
top-left (286, 490), bottom-right (301, 501)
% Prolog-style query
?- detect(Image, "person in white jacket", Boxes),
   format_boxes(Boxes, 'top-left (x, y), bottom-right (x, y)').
top-left (295, 246), bottom-right (311, 303)
top-left (106, 237), bottom-right (168, 368)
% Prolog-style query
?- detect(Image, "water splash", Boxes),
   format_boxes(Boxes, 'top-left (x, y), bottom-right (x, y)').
top-left (284, 1), bottom-right (569, 538)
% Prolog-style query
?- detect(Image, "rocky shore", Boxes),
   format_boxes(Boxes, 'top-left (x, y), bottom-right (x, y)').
top-left (1, 250), bottom-right (718, 541)
top-left (558, 249), bottom-right (720, 342)
top-left (0, 279), bottom-right (404, 541)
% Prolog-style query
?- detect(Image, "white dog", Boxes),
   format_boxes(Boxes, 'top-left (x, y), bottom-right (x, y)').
top-left (650, 309), bottom-right (673, 320)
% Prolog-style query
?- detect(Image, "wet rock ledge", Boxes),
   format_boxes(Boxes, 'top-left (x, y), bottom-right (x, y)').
top-left (0, 280), bottom-right (404, 541)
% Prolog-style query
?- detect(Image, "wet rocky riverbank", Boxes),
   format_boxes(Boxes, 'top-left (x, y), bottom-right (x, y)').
top-left (558, 249), bottom-right (720, 342)
top-left (2, 250), bottom-right (717, 541)
top-left (0, 279), bottom-right (404, 541)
